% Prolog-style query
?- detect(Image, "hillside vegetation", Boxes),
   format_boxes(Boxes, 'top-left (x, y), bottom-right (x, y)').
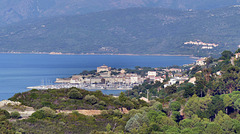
top-left (2, 49), bottom-right (240, 133)
top-left (9, 88), bottom-right (148, 110)
top-left (1, 7), bottom-right (240, 56)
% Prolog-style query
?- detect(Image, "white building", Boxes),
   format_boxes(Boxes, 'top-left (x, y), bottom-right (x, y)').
top-left (169, 68), bottom-right (182, 72)
top-left (154, 76), bottom-right (164, 83)
top-left (130, 76), bottom-right (139, 83)
top-left (148, 71), bottom-right (157, 77)
top-left (189, 77), bottom-right (196, 84)
top-left (236, 53), bottom-right (240, 59)
top-left (97, 65), bottom-right (111, 73)
top-left (196, 58), bottom-right (206, 66)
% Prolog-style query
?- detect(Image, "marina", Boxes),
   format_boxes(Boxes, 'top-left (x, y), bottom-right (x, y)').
top-left (0, 53), bottom-right (195, 100)
top-left (27, 83), bottom-right (133, 90)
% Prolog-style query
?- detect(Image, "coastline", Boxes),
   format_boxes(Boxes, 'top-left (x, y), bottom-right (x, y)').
top-left (0, 51), bottom-right (199, 59)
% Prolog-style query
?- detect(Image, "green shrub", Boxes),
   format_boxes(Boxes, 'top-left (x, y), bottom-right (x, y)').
top-left (98, 101), bottom-right (106, 106)
top-left (0, 109), bottom-right (10, 121)
top-left (84, 95), bottom-right (99, 105)
top-left (11, 111), bottom-right (21, 119)
top-left (30, 89), bottom-right (38, 92)
top-left (113, 99), bottom-right (121, 105)
top-left (31, 107), bottom-right (56, 119)
top-left (30, 93), bottom-right (38, 99)
top-left (68, 89), bottom-right (83, 99)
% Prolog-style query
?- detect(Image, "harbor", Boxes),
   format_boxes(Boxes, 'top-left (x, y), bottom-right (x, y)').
top-left (27, 83), bottom-right (133, 90)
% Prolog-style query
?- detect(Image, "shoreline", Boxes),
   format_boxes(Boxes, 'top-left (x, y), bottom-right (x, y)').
top-left (0, 51), bottom-right (199, 59)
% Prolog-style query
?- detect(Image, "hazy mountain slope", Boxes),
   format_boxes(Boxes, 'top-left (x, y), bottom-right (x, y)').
top-left (1, 7), bottom-right (240, 56)
top-left (0, 0), bottom-right (239, 25)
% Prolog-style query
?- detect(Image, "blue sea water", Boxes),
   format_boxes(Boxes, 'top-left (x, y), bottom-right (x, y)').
top-left (0, 53), bottom-right (195, 100)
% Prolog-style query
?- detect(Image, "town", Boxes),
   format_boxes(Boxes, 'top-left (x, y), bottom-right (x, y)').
top-left (27, 58), bottom-right (207, 91)
top-left (184, 40), bottom-right (219, 49)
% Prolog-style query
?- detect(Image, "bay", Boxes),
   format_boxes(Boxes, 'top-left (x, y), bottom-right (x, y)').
top-left (0, 53), bottom-right (195, 100)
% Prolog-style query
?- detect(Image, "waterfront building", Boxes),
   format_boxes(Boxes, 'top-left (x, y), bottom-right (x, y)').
top-left (169, 68), bottom-right (182, 72)
top-left (235, 53), bottom-right (240, 59)
top-left (97, 65), bottom-right (111, 73)
top-left (196, 58), bottom-right (206, 66)
top-left (56, 78), bottom-right (71, 83)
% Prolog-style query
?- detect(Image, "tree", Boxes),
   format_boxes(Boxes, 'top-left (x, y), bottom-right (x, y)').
top-left (125, 114), bottom-right (141, 132)
top-left (106, 123), bottom-right (111, 132)
top-left (234, 98), bottom-right (240, 113)
top-left (171, 111), bottom-right (181, 122)
top-left (214, 110), bottom-right (231, 126)
top-left (205, 123), bottom-right (224, 134)
top-left (200, 95), bottom-right (224, 119)
top-left (205, 57), bottom-right (213, 68)
top-left (170, 101), bottom-right (181, 111)
top-left (159, 116), bottom-right (177, 127)
top-left (220, 50), bottom-right (233, 60)
top-left (149, 122), bottom-right (160, 132)
top-left (0, 120), bottom-right (15, 133)
top-left (10, 111), bottom-right (21, 119)
top-left (119, 92), bottom-right (127, 102)
top-left (147, 110), bottom-right (165, 123)
top-left (152, 102), bottom-right (163, 111)
top-left (223, 95), bottom-right (233, 114)
top-left (235, 48), bottom-right (240, 54)
top-left (165, 85), bottom-right (177, 95)
top-left (31, 107), bottom-right (56, 119)
top-left (165, 126), bottom-right (180, 133)
top-left (124, 100), bottom-right (134, 110)
top-left (184, 94), bottom-right (212, 118)
top-left (183, 83), bottom-right (195, 98)
top-left (179, 119), bottom-right (195, 129)
top-left (194, 73), bottom-right (208, 97)
top-left (181, 128), bottom-right (194, 134)
top-left (221, 66), bottom-right (240, 93)
top-left (68, 89), bottom-right (83, 99)
top-left (0, 109), bottom-right (10, 121)
top-left (84, 95), bottom-right (99, 105)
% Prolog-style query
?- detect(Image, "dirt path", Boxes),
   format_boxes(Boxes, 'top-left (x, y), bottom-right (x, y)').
top-left (0, 100), bottom-right (36, 119)
top-left (57, 110), bottom-right (102, 116)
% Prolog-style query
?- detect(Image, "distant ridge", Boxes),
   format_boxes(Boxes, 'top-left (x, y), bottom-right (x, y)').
top-left (0, 0), bottom-right (239, 26)
top-left (0, 7), bottom-right (240, 57)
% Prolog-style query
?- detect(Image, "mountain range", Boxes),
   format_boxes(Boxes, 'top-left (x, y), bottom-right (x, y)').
top-left (1, 1), bottom-right (240, 56)
top-left (1, 6), bottom-right (240, 56)
top-left (0, 0), bottom-right (239, 26)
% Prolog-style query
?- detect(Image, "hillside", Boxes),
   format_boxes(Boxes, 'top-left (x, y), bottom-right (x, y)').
top-left (1, 7), bottom-right (240, 56)
top-left (0, 0), bottom-right (239, 25)
top-left (4, 50), bottom-right (240, 133)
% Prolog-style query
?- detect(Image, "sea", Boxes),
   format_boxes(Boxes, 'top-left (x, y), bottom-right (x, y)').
top-left (0, 53), bottom-right (195, 100)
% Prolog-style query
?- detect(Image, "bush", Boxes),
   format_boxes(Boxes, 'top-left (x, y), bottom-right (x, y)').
top-left (113, 99), bottom-right (121, 105)
top-left (68, 89), bottom-right (83, 99)
top-left (31, 107), bottom-right (56, 119)
top-left (98, 101), bottom-right (106, 106)
top-left (84, 95), bottom-right (99, 105)
top-left (170, 101), bottom-right (181, 111)
top-left (11, 111), bottom-right (21, 119)
top-left (0, 109), bottom-right (10, 121)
